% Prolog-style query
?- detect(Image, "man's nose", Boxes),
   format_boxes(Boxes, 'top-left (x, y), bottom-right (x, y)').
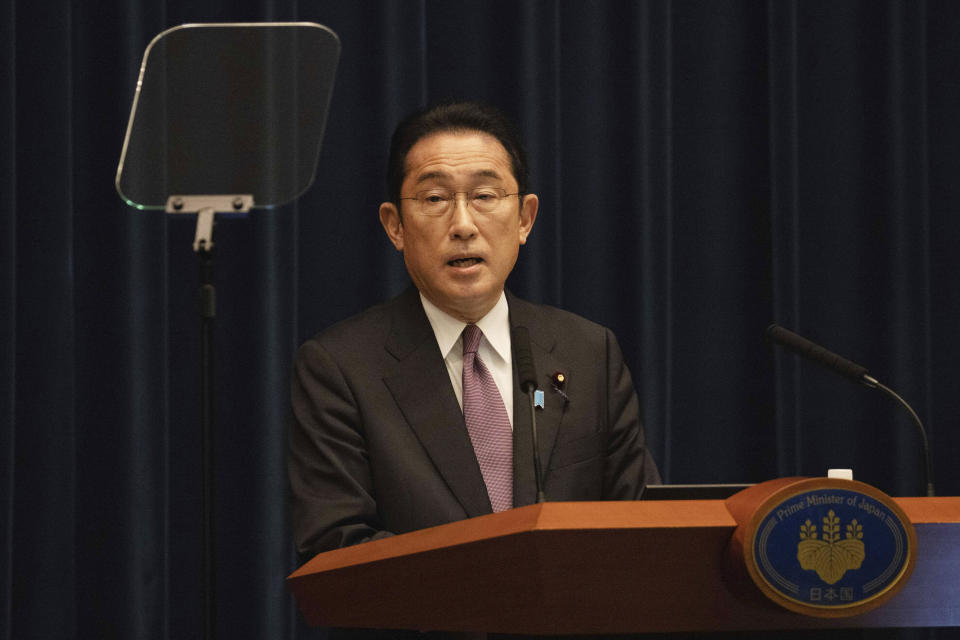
top-left (449, 194), bottom-right (478, 238)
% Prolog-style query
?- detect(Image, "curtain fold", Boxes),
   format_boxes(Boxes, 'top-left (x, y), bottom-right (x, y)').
top-left (2, 1), bottom-right (958, 637)
top-left (767, 0), bottom-right (803, 477)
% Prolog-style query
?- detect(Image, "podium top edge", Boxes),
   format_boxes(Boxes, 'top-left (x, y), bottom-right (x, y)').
top-left (288, 497), bottom-right (960, 582)
top-left (289, 500), bottom-right (738, 580)
top-left (895, 496), bottom-right (960, 523)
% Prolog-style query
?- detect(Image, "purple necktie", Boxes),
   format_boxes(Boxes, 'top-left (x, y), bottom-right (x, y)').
top-left (461, 324), bottom-right (513, 512)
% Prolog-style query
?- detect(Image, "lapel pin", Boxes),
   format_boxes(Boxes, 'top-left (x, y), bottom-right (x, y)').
top-left (551, 370), bottom-right (569, 404)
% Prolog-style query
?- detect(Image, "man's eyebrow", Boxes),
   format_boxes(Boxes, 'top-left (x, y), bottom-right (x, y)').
top-left (471, 169), bottom-right (503, 181)
top-left (414, 169), bottom-right (505, 185)
top-left (414, 171), bottom-right (449, 185)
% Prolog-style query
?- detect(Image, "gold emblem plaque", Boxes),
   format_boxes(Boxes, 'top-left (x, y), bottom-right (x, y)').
top-left (739, 477), bottom-right (917, 618)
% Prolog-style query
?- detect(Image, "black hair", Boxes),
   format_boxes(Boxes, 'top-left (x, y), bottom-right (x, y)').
top-left (386, 101), bottom-right (529, 205)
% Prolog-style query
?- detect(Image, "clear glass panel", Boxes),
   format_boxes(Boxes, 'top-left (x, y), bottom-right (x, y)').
top-left (116, 22), bottom-right (340, 210)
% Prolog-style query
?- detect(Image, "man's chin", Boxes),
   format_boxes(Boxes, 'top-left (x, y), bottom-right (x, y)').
top-left (434, 287), bottom-right (502, 323)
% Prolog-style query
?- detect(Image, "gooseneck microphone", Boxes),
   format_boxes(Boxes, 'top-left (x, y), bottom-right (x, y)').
top-left (512, 326), bottom-right (546, 503)
top-left (765, 324), bottom-right (934, 497)
top-left (765, 324), bottom-right (872, 383)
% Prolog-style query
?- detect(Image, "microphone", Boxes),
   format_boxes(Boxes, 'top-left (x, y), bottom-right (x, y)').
top-left (512, 326), bottom-right (546, 503)
top-left (765, 324), bottom-right (934, 496)
top-left (765, 324), bottom-right (873, 385)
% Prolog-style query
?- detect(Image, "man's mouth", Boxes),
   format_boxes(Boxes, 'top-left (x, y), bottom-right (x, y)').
top-left (448, 257), bottom-right (483, 267)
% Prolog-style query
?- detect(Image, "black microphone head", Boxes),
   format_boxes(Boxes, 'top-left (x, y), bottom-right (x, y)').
top-left (512, 326), bottom-right (538, 392)
top-left (765, 323), bottom-right (869, 382)
top-left (764, 323), bottom-right (783, 344)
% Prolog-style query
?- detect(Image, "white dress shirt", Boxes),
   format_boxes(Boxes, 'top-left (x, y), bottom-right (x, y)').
top-left (419, 291), bottom-right (514, 427)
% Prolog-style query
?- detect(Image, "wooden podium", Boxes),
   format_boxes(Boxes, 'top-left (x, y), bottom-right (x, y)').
top-left (287, 493), bottom-right (960, 634)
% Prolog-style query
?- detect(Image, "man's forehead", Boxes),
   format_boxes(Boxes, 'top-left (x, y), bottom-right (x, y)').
top-left (403, 131), bottom-right (513, 182)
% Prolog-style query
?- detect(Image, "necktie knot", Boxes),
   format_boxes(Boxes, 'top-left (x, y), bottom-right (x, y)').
top-left (462, 324), bottom-right (482, 355)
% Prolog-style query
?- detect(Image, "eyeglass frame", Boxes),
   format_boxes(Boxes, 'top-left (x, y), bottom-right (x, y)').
top-left (398, 187), bottom-right (523, 217)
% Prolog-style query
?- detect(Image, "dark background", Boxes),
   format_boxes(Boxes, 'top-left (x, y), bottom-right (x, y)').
top-left (3, 1), bottom-right (959, 638)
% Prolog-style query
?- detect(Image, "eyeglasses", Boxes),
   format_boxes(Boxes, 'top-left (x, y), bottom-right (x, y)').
top-left (399, 187), bottom-right (520, 217)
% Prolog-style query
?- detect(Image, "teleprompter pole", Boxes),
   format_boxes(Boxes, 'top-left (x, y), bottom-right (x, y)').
top-left (199, 242), bottom-right (216, 640)
top-left (167, 196), bottom-right (250, 640)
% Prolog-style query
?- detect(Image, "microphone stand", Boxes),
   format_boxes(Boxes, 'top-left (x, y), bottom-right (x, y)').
top-left (513, 326), bottom-right (545, 503)
top-left (863, 376), bottom-right (935, 497)
top-left (767, 324), bottom-right (935, 497)
top-left (526, 385), bottom-right (546, 504)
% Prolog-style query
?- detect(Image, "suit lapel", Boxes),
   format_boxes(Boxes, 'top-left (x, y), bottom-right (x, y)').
top-left (381, 289), bottom-right (492, 517)
top-left (507, 293), bottom-right (568, 506)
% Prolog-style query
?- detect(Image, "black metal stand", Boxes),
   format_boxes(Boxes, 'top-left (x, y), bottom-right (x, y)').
top-left (199, 245), bottom-right (216, 640)
top-left (164, 200), bottom-right (241, 640)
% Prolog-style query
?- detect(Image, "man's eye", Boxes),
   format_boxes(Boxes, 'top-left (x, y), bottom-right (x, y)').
top-left (472, 190), bottom-right (498, 201)
top-left (422, 192), bottom-right (449, 203)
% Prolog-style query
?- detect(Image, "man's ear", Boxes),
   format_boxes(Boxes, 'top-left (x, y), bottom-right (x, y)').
top-left (379, 202), bottom-right (404, 251)
top-left (518, 193), bottom-right (539, 245)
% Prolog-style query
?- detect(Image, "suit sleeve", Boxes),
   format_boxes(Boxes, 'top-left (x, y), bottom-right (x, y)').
top-left (288, 338), bottom-right (393, 558)
top-left (601, 328), bottom-right (662, 499)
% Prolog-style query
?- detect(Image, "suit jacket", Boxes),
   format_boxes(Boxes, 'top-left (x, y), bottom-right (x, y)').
top-left (289, 287), bottom-right (660, 559)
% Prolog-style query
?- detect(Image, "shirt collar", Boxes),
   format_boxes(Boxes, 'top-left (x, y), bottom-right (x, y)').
top-left (420, 291), bottom-right (511, 362)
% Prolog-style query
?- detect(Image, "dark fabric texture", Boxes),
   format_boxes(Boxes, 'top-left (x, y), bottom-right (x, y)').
top-left (3, 1), bottom-right (959, 639)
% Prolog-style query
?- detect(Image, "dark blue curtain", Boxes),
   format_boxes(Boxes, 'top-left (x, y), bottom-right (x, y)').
top-left (3, 1), bottom-right (958, 638)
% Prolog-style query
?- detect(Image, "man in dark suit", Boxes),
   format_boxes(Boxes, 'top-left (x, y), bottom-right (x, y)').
top-left (289, 102), bottom-right (660, 561)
